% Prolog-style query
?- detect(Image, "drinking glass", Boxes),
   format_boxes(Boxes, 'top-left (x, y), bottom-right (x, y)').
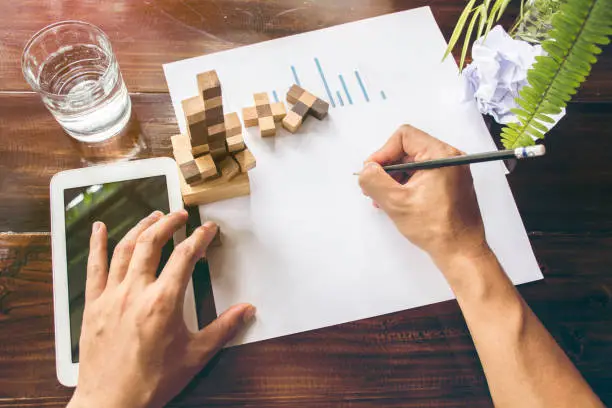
top-left (22, 21), bottom-right (144, 162)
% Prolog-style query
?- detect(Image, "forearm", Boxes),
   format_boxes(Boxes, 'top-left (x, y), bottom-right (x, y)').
top-left (435, 247), bottom-right (603, 408)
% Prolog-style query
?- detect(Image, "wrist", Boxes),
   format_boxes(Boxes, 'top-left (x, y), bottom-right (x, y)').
top-left (68, 389), bottom-right (149, 408)
top-left (431, 241), bottom-right (500, 297)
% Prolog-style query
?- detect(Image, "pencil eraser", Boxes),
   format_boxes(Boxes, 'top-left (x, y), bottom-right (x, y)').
top-left (516, 145), bottom-right (546, 158)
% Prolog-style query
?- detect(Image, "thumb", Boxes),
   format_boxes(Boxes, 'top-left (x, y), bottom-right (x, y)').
top-left (193, 303), bottom-right (256, 361)
top-left (358, 162), bottom-right (401, 207)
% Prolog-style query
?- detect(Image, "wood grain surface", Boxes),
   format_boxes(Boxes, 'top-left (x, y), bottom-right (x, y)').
top-left (1, 233), bottom-right (611, 407)
top-left (1, 0), bottom-right (611, 407)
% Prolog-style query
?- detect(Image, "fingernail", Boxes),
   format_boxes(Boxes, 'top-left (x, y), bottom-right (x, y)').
top-left (243, 305), bottom-right (256, 323)
top-left (149, 210), bottom-right (163, 219)
top-left (92, 222), bottom-right (102, 233)
top-left (360, 162), bottom-right (379, 178)
top-left (201, 221), bottom-right (217, 231)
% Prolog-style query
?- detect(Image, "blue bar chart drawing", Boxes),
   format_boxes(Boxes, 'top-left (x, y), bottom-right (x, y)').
top-left (355, 71), bottom-right (370, 102)
top-left (314, 58), bottom-right (336, 108)
top-left (336, 90), bottom-right (344, 107)
top-left (291, 65), bottom-right (301, 86)
top-left (339, 74), bottom-right (353, 105)
top-left (287, 59), bottom-right (387, 109)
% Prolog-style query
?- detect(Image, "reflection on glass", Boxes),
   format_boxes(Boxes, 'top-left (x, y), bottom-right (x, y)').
top-left (64, 176), bottom-right (171, 362)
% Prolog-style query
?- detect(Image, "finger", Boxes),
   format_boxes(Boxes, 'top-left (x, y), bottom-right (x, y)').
top-left (157, 222), bottom-right (218, 299)
top-left (125, 210), bottom-right (189, 285)
top-left (367, 128), bottom-right (406, 165)
top-left (107, 211), bottom-right (164, 287)
top-left (192, 303), bottom-right (256, 362)
top-left (358, 162), bottom-right (405, 210)
top-left (369, 125), bottom-right (449, 164)
top-left (86, 222), bottom-right (109, 301)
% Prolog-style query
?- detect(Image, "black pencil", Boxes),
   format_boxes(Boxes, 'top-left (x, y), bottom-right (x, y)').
top-left (354, 145), bottom-right (545, 175)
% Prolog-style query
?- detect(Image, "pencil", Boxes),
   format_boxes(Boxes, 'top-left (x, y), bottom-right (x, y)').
top-left (354, 145), bottom-right (545, 175)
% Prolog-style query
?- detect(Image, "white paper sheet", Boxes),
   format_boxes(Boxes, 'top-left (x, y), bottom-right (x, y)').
top-left (163, 7), bottom-right (542, 346)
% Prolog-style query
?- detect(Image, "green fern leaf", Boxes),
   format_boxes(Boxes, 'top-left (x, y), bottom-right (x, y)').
top-left (535, 113), bottom-right (555, 123)
top-left (502, 0), bottom-right (612, 148)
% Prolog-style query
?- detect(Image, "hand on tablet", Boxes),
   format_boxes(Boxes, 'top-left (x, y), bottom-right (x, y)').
top-left (67, 210), bottom-right (256, 408)
top-left (358, 125), bottom-right (488, 267)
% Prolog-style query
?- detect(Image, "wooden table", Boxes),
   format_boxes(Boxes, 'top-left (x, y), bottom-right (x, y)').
top-left (1, 1), bottom-right (611, 407)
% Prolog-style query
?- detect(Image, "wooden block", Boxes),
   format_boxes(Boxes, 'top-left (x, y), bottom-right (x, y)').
top-left (208, 122), bottom-right (226, 139)
top-left (270, 102), bottom-right (287, 122)
top-left (174, 148), bottom-right (202, 185)
top-left (179, 162), bottom-right (202, 184)
top-left (209, 138), bottom-right (227, 150)
top-left (173, 144), bottom-right (193, 164)
top-left (233, 149), bottom-right (256, 172)
top-left (287, 84), bottom-right (304, 104)
top-left (299, 92), bottom-right (317, 108)
top-left (254, 92), bottom-right (270, 106)
top-left (258, 116), bottom-right (276, 137)
top-left (203, 85), bottom-right (222, 100)
top-left (310, 98), bottom-right (329, 120)
top-left (224, 112), bottom-right (242, 137)
top-left (171, 134), bottom-right (191, 153)
top-left (203, 96), bottom-right (223, 109)
top-left (205, 106), bottom-right (225, 126)
top-left (197, 71), bottom-right (221, 97)
top-left (227, 134), bottom-right (245, 153)
top-left (282, 110), bottom-right (303, 133)
top-left (242, 106), bottom-right (258, 127)
top-left (182, 96), bottom-right (206, 122)
top-left (179, 163), bottom-right (251, 206)
top-left (194, 154), bottom-right (217, 180)
top-left (285, 85), bottom-right (328, 123)
top-left (192, 144), bottom-right (210, 156)
top-left (189, 122), bottom-right (210, 147)
top-left (218, 157), bottom-right (240, 181)
top-left (292, 101), bottom-right (310, 118)
top-left (210, 145), bottom-right (228, 161)
top-left (256, 103), bottom-right (272, 117)
top-left (182, 96), bottom-right (208, 145)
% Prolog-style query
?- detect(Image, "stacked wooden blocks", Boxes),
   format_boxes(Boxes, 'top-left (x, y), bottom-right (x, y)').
top-left (172, 70), bottom-right (256, 206)
top-left (283, 85), bottom-right (329, 133)
top-left (242, 93), bottom-right (287, 137)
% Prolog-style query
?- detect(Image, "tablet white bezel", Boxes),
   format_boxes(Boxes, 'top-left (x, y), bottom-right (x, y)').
top-left (50, 157), bottom-right (198, 387)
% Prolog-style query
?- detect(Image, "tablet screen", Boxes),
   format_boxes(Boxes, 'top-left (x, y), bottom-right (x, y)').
top-left (64, 175), bottom-right (172, 363)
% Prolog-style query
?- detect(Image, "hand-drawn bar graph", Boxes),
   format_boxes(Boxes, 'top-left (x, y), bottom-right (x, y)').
top-left (274, 58), bottom-right (387, 108)
top-left (314, 58), bottom-right (336, 108)
top-left (338, 74), bottom-right (353, 105)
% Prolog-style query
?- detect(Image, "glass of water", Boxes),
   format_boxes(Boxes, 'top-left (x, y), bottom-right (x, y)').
top-left (22, 21), bottom-right (143, 162)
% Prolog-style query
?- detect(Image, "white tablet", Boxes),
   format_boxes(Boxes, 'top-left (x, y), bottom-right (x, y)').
top-left (50, 157), bottom-right (198, 387)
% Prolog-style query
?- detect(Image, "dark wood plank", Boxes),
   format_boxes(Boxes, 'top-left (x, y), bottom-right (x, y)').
top-left (0, 92), bottom-right (177, 232)
top-left (0, 0), bottom-right (610, 100)
top-left (2, 94), bottom-right (612, 233)
top-left (1, 233), bottom-right (611, 407)
top-left (508, 103), bottom-right (612, 233)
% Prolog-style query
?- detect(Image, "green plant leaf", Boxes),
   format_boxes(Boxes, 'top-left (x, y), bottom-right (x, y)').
top-left (443, 0), bottom-right (478, 62)
top-left (535, 113), bottom-right (555, 123)
top-left (460, 8), bottom-right (482, 71)
top-left (502, 0), bottom-right (612, 148)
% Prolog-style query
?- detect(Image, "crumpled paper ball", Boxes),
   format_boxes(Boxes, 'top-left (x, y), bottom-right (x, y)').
top-left (463, 25), bottom-right (564, 127)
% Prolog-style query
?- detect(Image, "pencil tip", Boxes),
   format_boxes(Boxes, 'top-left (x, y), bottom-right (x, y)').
top-left (352, 172), bottom-right (361, 176)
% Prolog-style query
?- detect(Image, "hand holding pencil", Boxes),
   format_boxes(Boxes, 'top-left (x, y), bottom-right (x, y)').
top-left (358, 125), bottom-right (492, 264)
